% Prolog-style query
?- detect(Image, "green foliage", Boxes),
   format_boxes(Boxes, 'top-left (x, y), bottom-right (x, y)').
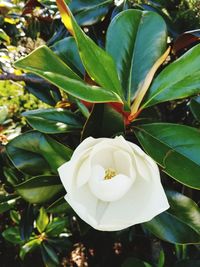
top-left (1, 0), bottom-right (200, 266)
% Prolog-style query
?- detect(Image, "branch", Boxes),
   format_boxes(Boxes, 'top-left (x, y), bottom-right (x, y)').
top-left (0, 73), bottom-right (47, 84)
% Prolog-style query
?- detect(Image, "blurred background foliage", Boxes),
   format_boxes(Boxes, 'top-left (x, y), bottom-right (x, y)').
top-left (0, 0), bottom-right (200, 267)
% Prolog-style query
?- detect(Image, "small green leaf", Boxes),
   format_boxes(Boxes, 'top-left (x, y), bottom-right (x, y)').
top-left (20, 239), bottom-right (41, 260)
top-left (41, 243), bottom-right (59, 267)
top-left (2, 227), bottom-right (22, 244)
top-left (190, 96), bottom-right (200, 122)
top-left (0, 29), bottom-right (10, 44)
top-left (46, 218), bottom-right (67, 237)
top-left (10, 210), bottom-right (21, 224)
top-left (19, 204), bottom-right (34, 241)
top-left (23, 108), bottom-right (82, 134)
top-left (0, 196), bottom-right (18, 214)
top-left (16, 176), bottom-right (63, 204)
top-left (106, 9), bottom-right (167, 104)
top-left (6, 131), bottom-right (72, 175)
top-left (47, 197), bottom-right (71, 214)
top-left (134, 123), bottom-right (200, 189)
top-left (36, 207), bottom-right (49, 233)
top-left (143, 44), bottom-right (200, 108)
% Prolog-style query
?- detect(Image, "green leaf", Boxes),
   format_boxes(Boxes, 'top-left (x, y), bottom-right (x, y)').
top-left (106, 9), bottom-right (167, 104)
top-left (144, 212), bottom-right (200, 244)
top-left (143, 44), bottom-right (200, 108)
top-left (143, 191), bottom-right (200, 244)
top-left (36, 207), bottom-right (49, 233)
top-left (0, 29), bottom-right (10, 44)
top-left (47, 197), bottom-right (71, 214)
top-left (51, 36), bottom-right (84, 77)
top-left (6, 131), bottom-right (72, 175)
top-left (22, 108), bottom-right (82, 134)
top-left (16, 176), bottom-right (63, 204)
top-left (2, 227), bottom-right (22, 244)
top-left (41, 243), bottom-right (59, 267)
top-left (46, 217), bottom-right (67, 237)
top-left (14, 45), bottom-right (122, 104)
top-left (190, 96), bottom-right (200, 122)
top-left (10, 210), bottom-right (21, 224)
top-left (122, 257), bottom-right (152, 267)
top-left (14, 46), bottom-right (81, 81)
top-left (0, 196), bottom-right (18, 214)
top-left (20, 239), bottom-right (41, 260)
top-left (19, 204), bottom-right (34, 241)
top-left (81, 103), bottom-right (124, 140)
top-left (72, 0), bottom-right (112, 26)
top-left (57, 2), bottom-right (123, 98)
top-left (166, 191), bottom-right (200, 233)
top-left (134, 123), bottom-right (200, 189)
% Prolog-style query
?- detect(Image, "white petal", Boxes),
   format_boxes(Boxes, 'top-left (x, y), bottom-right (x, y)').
top-left (97, 165), bottom-right (169, 231)
top-left (114, 150), bottom-right (136, 180)
top-left (89, 165), bottom-right (133, 202)
top-left (76, 157), bottom-right (91, 188)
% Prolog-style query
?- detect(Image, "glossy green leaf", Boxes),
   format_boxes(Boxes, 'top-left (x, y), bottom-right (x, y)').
top-left (190, 96), bottom-right (200, 122)
top-left (22, 108), bottom-right (82, 134)
top-left (25, 76), bottom-right (62, 106)
top-left (41, 243), bottom-right (59, 267)
top-left (82, 103), bottom-right (124, 140)
top-left (143, 191), bottom-right (200, 244)
top-left (58, 3), bottom-right (123, 99)
top-left (46, 217), bottom-right (67, 236)
top-left (106, 9), bottom-right (167, 104)
top-left (47, 197), bottom-right (71, 214)
top-left (166, 191), bottom-right (200, 233)
top-left (10, 210), bottom-right (21, 224)
top-left (16, 176), bottom-right (63, 204)
top-left (51, 36), bottom-right (84, 76)
top-left (6, 131), bottom-right (72, 175)
top-left (134, 123), bottom-right (200, 189)
top-left (14, 45), bottom-right (81, 82)
top-left (72, 0), bottom-right (112, 26)
top-left (0, 29), bottom-right (10, 44)
top-left (36, 207), bottom-right (49, 233)
top-left (143, 44), bottom-right (200, 108)
top-left (122, 257), bottom-right (152, 267)
top-left (2, 227), bottom-right (22, 244)
top-left (19, 204), bottom-right (34, 241)
top-left (20, 239), bottom-right (41, 260)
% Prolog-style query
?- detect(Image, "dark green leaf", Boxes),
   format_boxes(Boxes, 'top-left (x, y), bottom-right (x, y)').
top-left (134, 123), bottom-right (200, 189)
top-left (6, 131), bottom-right (72, 175)
top-left (143, 44), bottom-right (200, 108)
top-left (47, 197), bottom-right (71, 214)
top-left (20, 239), bottom-right (41, 260)
top-left (36, 207), bottom-right (49, 233)
top-left (106, 9), bottom-right (167, 104)
top-left (10, 210), bottom-right (21, 224)
top-left (122, 257), bottom-right (152, 267)
top-left (166, 191), bottom-right (200, 233)
top-left (41, 243), bottom-right (59, 267)
top-left (16, 175), bottom-right (63, 204)
top-left (0, 196), bottom-right (18, 214)
top-left (144, 212), bottom-right (200, 244)
top-left (23, 108), bottom-right (82, 134)
top-left (46, 218), bottom-right (67, 237)
top-left (2, 227), bottom-right (22, 244)
top-left (81, 103), bottom-right (124, 140)
top-left (190, 96), bottom-right (200, 122)
top-left (19, 204), bottom-right (34, 241)
top-left (51, 36), bottom-right (84, 77)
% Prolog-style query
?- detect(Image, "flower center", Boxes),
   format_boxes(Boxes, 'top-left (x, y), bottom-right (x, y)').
top-left (104, 168), bottom-right (117, 180)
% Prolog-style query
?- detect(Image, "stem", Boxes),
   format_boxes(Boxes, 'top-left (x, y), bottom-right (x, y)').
top-left (0, 73), bottom-right (46, 84)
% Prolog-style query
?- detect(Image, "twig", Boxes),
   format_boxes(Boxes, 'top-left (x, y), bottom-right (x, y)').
top-left (0, 73), bottom-right (46, 84)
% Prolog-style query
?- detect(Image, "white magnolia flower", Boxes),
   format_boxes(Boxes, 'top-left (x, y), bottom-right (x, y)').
top-left (58, 136), bottom-right (169, 231)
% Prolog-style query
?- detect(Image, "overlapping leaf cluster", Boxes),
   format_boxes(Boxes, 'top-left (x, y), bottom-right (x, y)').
top-left (1, 0), bottom-right (200, 266)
